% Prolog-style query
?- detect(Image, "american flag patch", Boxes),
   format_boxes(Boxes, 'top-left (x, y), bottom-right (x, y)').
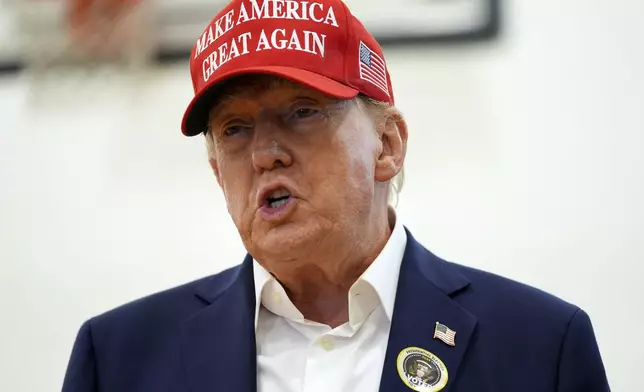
top-left (434, 322), bottom-right (456, 346)
top-left (358, 41), bottom-right (389, 96)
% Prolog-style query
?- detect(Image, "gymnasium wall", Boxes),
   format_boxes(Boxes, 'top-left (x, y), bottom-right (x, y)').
top-left (1, 0), bottom-right (643, 390)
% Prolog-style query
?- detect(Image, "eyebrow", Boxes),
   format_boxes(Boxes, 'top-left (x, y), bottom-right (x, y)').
top-left (208, 95), bottom-right (246, 124)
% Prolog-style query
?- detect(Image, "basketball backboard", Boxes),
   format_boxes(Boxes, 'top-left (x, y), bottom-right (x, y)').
top-left (156, 0), bottom-right (501, 57)
top-left (0, 0), bottom-right (500, 70)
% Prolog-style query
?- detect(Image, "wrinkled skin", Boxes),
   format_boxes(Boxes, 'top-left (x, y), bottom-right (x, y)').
top-left (207, 75), bottom-right (407, 326)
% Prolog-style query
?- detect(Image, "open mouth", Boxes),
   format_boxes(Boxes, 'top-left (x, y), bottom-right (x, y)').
top-left (264, 188), bottom-right (292, 209)
top-left (257, 184), bottom-right (297, 220)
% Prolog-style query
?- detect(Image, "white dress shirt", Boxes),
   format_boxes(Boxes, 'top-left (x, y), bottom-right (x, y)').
top-left (253, 212), bottom-right (407, 392)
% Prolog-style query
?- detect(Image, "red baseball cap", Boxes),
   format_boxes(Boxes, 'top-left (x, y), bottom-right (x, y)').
top-left (181, 0), bottom-right (394, 136)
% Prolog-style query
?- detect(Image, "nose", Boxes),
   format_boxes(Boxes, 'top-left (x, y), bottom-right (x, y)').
top-left (250, 124), bottom-right (293, 172)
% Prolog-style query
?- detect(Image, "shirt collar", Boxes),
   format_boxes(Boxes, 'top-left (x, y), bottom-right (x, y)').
top-left (252, 208), bottom-right (407, 329)
top-left (357, 208), bottom-right (407, 322)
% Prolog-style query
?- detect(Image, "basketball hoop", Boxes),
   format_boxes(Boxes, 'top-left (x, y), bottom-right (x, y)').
top-left (66, 0), bottom-right (145, 64)
top-left (17, 0), bottom-right (155, 106)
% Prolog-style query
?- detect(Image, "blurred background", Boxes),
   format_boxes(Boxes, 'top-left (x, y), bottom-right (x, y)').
top-left (1, 0), bottom-right (643, 390)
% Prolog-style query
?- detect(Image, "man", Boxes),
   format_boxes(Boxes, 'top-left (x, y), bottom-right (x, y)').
top-left (62, 0), bottom-right (611, 391)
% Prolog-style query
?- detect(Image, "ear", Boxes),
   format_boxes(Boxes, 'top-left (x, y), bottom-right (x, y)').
top-left (374, 108), bottom-right (408, 183)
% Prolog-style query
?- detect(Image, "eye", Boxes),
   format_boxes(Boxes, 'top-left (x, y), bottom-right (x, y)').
top-left (223, 126), bottom-right (240, 137)
top-left (292, 107), bottom-right (319, 119)
top-left (223, 125), bottom-right (245, 136)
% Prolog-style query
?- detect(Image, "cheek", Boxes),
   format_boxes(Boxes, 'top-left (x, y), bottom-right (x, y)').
top-left (218, 160), bottom-right (253, 220)
top-left (340, 123), bottom-right (378, 183)
top-left (316, 121), bottom-right (378, 197)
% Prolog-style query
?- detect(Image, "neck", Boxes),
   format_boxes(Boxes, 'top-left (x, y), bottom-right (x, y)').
top-left (267, 207), bottom-right (393, 328)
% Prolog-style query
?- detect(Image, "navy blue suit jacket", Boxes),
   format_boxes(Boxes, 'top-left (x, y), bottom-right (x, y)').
top-left (62, 230), bottom-right (610, 391)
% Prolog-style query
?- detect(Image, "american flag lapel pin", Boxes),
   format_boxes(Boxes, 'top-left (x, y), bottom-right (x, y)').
top-left (433, 322), bottom-right (456, 347)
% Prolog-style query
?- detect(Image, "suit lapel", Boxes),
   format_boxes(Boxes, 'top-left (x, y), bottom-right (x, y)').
top-left (179, 230), bottom-right (476, 392)
top-left (380, 230), bottom-right (478, 392)
top-left (182, 256), bottom-right (257, 392)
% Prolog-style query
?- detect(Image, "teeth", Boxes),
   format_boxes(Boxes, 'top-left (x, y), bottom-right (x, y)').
top-left (270, 198), bottom-right (289, 208)
top-left (268, 189), bottom-right (291, 199)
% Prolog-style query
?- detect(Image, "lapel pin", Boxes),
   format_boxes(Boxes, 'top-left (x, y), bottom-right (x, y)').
top-left (433, 322), bottom-right (456, 347)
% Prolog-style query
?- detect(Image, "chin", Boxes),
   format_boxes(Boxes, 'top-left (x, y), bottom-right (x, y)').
top-left (250, 221), bottom-right (321, 260)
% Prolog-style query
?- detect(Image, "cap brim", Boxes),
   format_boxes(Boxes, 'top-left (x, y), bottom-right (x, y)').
top-left (181, 66), bottom-right (359, 137)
